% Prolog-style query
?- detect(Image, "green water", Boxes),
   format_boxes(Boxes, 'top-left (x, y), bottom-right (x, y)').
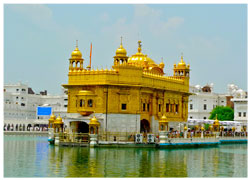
top-left (4, 135), bottom-right (248, 177)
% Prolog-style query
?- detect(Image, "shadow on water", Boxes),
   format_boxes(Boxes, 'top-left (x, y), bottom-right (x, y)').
top-left (4, 135), bottom-right (248, 177)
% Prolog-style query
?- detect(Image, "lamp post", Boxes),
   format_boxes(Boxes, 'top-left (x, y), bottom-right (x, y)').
top-left (201, 126), bottom-right (204, 138)
top-left (54, 114), bottom-right (64, 146)
top-left (209, 125), bottom-right (213, 137)
top-left (89, 115), bottom-right (100, 147)
top-left (184, 126), bottom-right (188, 139)
top-left (48, 113), bottom-right (56, 144)
top-left (213, 114), bottom-right (220, 138)
top-left (232, 127), bottom-right (236, 137)
top-left (158, 114), bottom-right (168, 143)
top-left (220, 126), bottom-right (224, 138)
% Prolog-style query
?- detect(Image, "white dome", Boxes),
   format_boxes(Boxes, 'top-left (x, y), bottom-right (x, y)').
top-left (235, 89), bottom-right (246, 98)
top-left (195, 85), bottom-right (201, 90)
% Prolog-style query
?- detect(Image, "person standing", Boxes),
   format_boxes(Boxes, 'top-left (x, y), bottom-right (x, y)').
top-left (191, 131), bottom-right (193, 138)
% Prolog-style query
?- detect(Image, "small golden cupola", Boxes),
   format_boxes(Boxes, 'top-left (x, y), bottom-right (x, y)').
top-left (158, 114), bottom-right (169, 131)
top-left (113, 37), bottom-right (128, 65)
top-left (54, 114), bottom-right (63, 124)
top-left (48, 112), bottom-right (56, 128)
top-left (214, 114), bottom-right (220, 125)
top-left (173, 54), bottom-right (190, 78)
top-left (213, 114), bottom-right (220, 132)
top-left (54, 114), bottom-right (64, 133)
top-left (159, 58), bottom-right (165, 69)
top-left (69, 40), bottom-right (84, 72)
top-left (89, 115), bottom-right (100, 134)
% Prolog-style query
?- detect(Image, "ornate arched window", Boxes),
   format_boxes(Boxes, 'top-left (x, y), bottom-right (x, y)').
top-left (88, 99), bottom-right (93, 107)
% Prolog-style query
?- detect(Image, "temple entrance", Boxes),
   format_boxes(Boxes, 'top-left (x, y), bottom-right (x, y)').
top-left (140, 119), bottom-right (150, 133)
top-left (77, 121), bottom-right (89, 133)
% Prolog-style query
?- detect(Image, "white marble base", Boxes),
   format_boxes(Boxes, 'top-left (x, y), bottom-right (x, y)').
top-left (89, 134), bottom-right (98, 148)
top-left (54, 137), bottom-right (59, 146)
top-left (159, 131), bottom-right (168, 143)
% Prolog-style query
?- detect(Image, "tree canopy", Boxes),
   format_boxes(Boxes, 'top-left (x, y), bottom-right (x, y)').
top-left (209, 106), bottom-right (234, 121)
top-left (204, 123), bottom-right (210, 131)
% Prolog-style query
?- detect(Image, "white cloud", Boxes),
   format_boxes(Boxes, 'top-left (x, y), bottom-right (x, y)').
top-left (8, 4), bottom-right (83, 45)
top-left (134, 4), bottom-right (161, 19)
top-left (188, 36), bottom-right (229, 56)
top-left (9, 5), bottom-right (54, 30)
top-left (100, 12), bottom-right (110, 22)
top-left (101, 4), bottom-right (184, 46)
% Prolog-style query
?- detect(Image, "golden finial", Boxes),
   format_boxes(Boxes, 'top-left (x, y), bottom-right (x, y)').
top-left (159, 57), bottom-right (165, 69)
top-left (181, 52), bottom-right (184, 63)
top-left (76, 40), bottom-right (78, 48)
top-left (120, 36), bottom-right (123, 45)
top-left (138, 40), bottom-right (142, 48)
top-left (216, 114), bottom-right (218, 120)
top-left (138, 40), bottom-right (142, 53)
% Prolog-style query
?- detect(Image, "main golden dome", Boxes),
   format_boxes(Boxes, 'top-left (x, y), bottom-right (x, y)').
top-left (128, 40), bottom-right (157, 66)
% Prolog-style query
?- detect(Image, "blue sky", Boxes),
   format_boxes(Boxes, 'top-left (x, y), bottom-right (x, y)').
top-left (4, 4), bottom-right (247, 94)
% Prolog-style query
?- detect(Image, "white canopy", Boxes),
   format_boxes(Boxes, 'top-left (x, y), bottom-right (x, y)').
top-left (187, 119), bottom-right (243, 126)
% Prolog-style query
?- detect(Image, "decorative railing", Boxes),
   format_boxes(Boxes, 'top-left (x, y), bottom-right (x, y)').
top-left (58, 133), bottom-right (89, 143)
top-left (98, 132), bottom-right (138, 142)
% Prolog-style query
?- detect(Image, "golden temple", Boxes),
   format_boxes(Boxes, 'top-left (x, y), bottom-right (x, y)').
top-left (62, 38), bottom-right (191, 134)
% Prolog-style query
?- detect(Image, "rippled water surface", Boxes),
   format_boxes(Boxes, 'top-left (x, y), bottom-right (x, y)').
top-left (4, 135), bottom-right (248, 177)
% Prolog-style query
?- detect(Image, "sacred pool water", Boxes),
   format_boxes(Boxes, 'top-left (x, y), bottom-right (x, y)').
top-left (4, 135), bottom-right (247, 177)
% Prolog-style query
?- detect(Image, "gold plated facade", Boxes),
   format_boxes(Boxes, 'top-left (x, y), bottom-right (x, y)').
top-left (62, 39), bottom-right (191, 133)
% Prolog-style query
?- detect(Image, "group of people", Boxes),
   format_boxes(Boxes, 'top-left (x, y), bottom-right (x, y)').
top-left (4, 124), bottom-right (48, 132)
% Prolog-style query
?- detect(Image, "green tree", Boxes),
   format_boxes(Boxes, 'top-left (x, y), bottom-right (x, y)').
top-left (204, 123), bottom-right (210, 131)
top-left (209, 106), bottom-right (234, 121)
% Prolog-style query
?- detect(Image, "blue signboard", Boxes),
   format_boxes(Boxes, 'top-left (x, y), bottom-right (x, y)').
top-left (37, 106), bottom-right (52, 116)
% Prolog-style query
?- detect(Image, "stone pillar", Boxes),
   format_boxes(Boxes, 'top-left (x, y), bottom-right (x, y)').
top-left (48, 128), bottom-right (55, 144)
top-left (54, 136), bottom-right (59, 146)
top-left (201, 131), bottom-right (204, 139)
top-left (220, 126), bottom-right (224, 138)
top-left (184, 130), bottom-right (187, 139)
top-left (215, 132), bottom-right (220, 138)
top-left (89, 134), bottom-right (98, 147)
top-left (159, 131), bottom-right (168, 143)
top-left (184, 126), bottom-right (188, 139)
top-left (201, 127), bottom-right (204, 139)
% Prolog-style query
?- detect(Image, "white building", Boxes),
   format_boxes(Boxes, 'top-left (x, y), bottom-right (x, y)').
top-left (4, 82), bottom-right (68, 130)
top-left (188, 83), bottom-right (248, 130)
top-left (188, 84), bottom-right (227, 120)
top-left (228, 84), bottom-right (248, 127)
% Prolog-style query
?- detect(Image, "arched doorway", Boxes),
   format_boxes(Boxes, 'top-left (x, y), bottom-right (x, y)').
top-left (140, 119), bottom-right (150, 133)
top-left (27, 124), bottom-right (32, 131)
top-left (77, 121), bottom-right (89, 133)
